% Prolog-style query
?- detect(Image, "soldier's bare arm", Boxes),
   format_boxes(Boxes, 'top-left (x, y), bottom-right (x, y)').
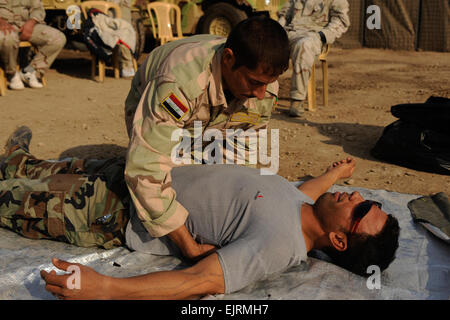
top-left (40, 253), bottom-right (225, 300)
top-left (126, 81), bottom-right (217, 260)
top-left (168, 225), bottom-right (217, 261)
top-left (298, 157), bottom-right (356, 202)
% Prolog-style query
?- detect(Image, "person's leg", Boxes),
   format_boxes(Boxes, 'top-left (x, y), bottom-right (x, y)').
top-left (1, 127), bottom-right (127, 188)
top-left (289, 34), bottom-right (322, 117)
top-left (119, 44), bottom-right (135, 78)
top-left (0, 172), bottom-right (129, 249)
top-left (1, 146), bottom-right (127, 183)
top-left (22, 24), bottom-right (66, 87)
top-left (0, 29), bottom-right (24, 90)
top-left (0, 127), bottom-right (130, 248)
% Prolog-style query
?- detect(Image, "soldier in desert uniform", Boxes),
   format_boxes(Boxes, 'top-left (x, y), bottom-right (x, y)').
top-left (124, 16), bottom-right (290, 260)
top-left (278, 0), bottom-right (350, 117)
top-left (0, 0), bottom-right (66, 89)
top-left (0, 17), bottom-right (290, 257)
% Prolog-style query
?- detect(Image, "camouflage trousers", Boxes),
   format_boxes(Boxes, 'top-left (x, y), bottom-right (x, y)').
top-left (0, 24), bottom-right (66, 75)
top-left (288, 31), bottom-right (323, 101)
top-left (0, 148), bottom-right (129, 249)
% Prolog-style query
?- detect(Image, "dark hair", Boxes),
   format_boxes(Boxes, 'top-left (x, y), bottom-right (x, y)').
top-left (322, 214), bottom-right (400, 277)
top-left (224, 15), bottom-right (290, 76)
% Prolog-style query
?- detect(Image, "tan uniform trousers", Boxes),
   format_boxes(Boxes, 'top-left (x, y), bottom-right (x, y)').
top-left (119, 42), bottom-right (134, 69)
top-left (0, 23), bottom-right (66, 75)
top-left (119, 8), bottom-right (135, 70)
top-left (288, 31), bottom-right (323, 101)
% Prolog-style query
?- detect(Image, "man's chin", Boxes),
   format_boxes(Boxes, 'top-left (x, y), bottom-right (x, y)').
top-left (315, 192), bottom-right (333, 205)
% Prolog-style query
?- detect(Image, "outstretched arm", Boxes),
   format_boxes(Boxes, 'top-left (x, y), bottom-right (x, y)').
top-left (40, 253), bottom-right (225, 300)
top-left (298, 157), bottom-right (355, 202)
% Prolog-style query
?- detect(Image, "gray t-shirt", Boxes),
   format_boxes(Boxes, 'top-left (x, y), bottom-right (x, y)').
top-left (125, 165), bottom-right (313, 293)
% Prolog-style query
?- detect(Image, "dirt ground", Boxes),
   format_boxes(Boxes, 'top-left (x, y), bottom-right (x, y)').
top-left (1, 46), bottom-right (449, 197)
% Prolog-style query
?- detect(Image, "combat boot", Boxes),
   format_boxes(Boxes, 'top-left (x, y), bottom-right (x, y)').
top-left (289, 100), bottom-right (305, 117)
top-left (4, 126), bottom-right (33, 154)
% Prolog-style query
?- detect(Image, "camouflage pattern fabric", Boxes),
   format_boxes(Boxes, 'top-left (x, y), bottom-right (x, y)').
top-left (278, 0), bottom-right (350, 100)
top-left (0, 0), bottom-right (66, 75)
top-left (124, 35), bottom-right (279, 238)
top-left (0, 148), bottom-right (129, 249)
top-left (0, 0), bottom-right (46, 28)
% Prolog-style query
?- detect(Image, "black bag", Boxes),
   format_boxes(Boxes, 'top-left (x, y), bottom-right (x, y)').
top-left (82, 8), bottom-right (113, 64)
top-left (371, 96), bottom-right (450, 175)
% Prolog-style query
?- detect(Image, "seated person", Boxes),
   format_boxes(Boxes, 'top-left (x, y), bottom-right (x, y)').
top-left (0, 0), bottom-right (66, 89)
top-left (277, 0), bottom-right (350, 117)
top-left (0, 126), bottom-right (400, 299)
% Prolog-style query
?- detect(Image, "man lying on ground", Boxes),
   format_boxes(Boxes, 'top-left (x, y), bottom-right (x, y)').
top-left (0, 127), bottom-right (400, 299)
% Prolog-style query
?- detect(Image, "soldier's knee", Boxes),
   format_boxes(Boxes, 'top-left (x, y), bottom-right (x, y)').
top-left (302, 36), bottom-right (319, 51)
top-left (55, 30), bottom-right (67, 49)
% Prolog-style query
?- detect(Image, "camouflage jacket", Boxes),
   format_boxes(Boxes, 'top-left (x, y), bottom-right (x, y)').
top-left (278, 0), bottom-right (350, 44)
top-left (0, 0), bottom-right (45, 28)
top-left (124, 35), bottom-right (278, 237)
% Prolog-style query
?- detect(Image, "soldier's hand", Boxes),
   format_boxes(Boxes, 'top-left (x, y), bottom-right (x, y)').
top-left (188, 243), bottom-right (218, 261)
top-left (19, 19), bottom-right (37, 41)
top-left (0, 18), bottom-right (17, 35)
top-left (168, 225), bottom-right (218, 261)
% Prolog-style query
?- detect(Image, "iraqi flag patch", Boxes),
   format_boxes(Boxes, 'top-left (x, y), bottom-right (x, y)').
top-left (161, 93), bottom-right (189, 121)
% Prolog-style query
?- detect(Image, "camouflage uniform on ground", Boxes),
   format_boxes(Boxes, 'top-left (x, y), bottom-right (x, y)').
top-left (0, 0), bottom-right (66, 76)
top-left (0, 147), bottom-right (129, 249)
top-left (278, 0), bottom-right (350, 102)
top-left (124, 34), bottom-right (279, 238)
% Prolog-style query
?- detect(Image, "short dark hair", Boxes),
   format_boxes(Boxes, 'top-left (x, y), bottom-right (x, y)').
top-left (225, 16), bottom-right (290, 76)
top-left (322, 214), bottom-right (400, 277)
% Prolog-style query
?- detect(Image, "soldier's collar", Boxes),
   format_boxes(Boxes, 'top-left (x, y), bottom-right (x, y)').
top-left (208, 48), bottom-right (228, 108)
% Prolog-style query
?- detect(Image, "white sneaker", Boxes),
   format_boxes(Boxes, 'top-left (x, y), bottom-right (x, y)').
top-left (20, 70), bottom-right (43, 89)
top-left (121, 68), bottom-right (135, 78)
top-left (8, 72), bottom-right (25, 90)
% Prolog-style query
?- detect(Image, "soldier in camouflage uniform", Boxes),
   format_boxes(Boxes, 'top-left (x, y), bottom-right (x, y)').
top-left (0, 127), bottom-right (129, 249)
top-left (0, 0), bottom-right (66, 89)
top-left (124, 16), bottom-right (290, 260)
top-left (278, 0), bottom-right (350, 117)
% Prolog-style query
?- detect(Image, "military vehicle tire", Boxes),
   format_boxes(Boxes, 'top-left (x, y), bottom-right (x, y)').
top-left (199, 3), bottom-right (247, 37)
top-left (131, 11), bottom-right (146, 59)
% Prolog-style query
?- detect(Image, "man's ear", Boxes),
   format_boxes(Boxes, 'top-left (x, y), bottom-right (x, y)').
top-left (221, 48), bottom-right (235, 69)
top-left (328, 231), bottom-right (348, 252)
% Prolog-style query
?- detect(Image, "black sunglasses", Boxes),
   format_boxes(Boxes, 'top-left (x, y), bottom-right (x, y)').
top-left (350, 200), bottom-right (382, 234)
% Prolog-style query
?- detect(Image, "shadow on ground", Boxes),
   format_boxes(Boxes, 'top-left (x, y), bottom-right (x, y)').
top-left (59, 144), bottom-right (127, 160)
top-left (272, 106), bottom-right (386, 162)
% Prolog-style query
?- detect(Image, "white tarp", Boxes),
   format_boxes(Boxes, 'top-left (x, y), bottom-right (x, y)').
top-left (1, 184), bottom-right (449, 300)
